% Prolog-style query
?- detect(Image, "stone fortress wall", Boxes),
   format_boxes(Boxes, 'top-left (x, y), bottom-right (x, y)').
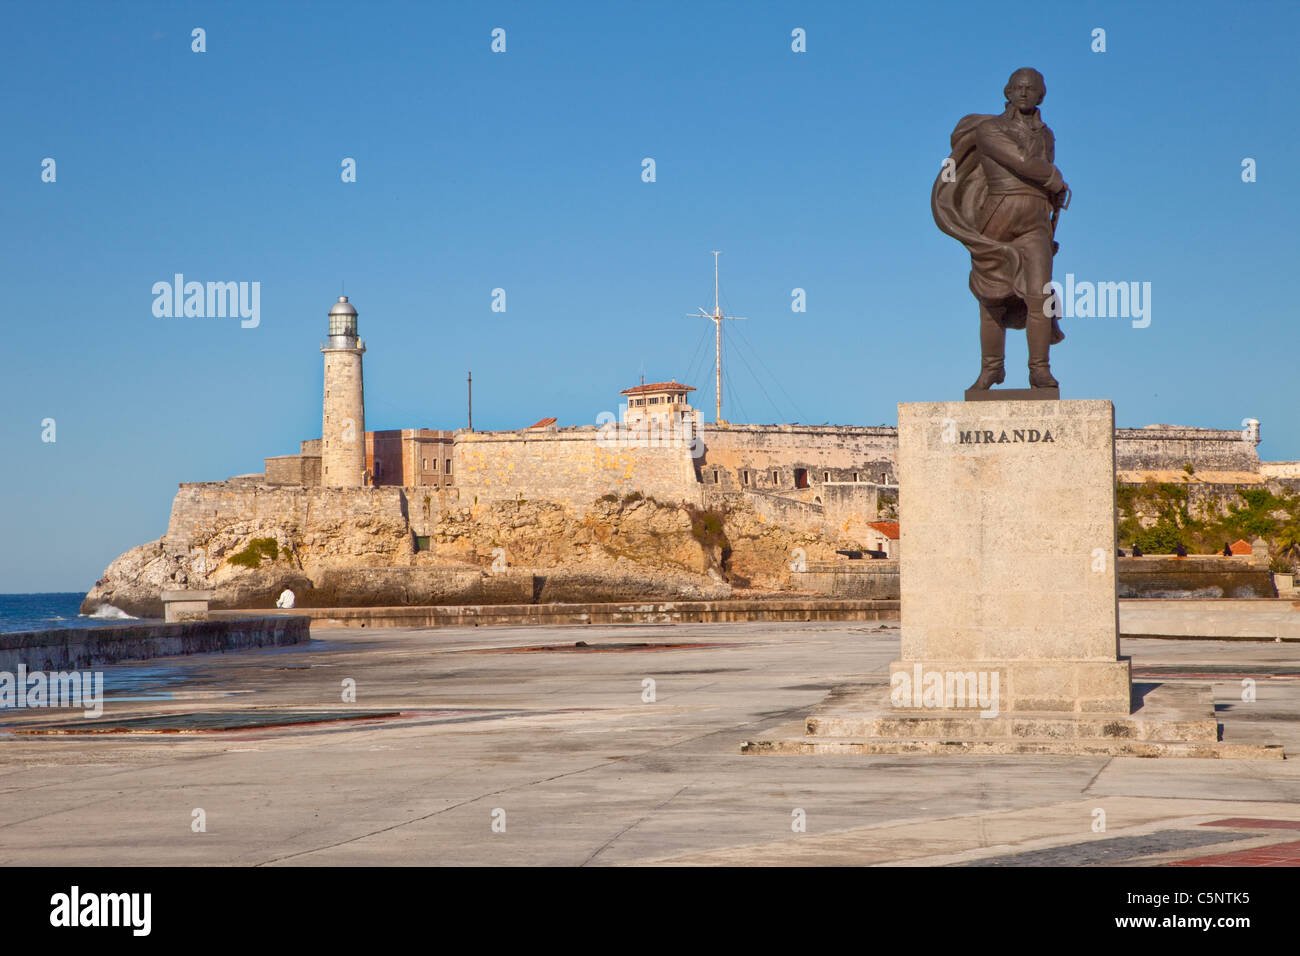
top-left (1262, 461), bottom-right (1300, 481)
top-left (454, 426), bottom-right (703, 510)
top-left (1114, 425), bottom-right (1262, 479)
top-left (236, 416), bottom-right (1291, 566)
top-left (165, 483), bottom-right (420, 554)
top-left (80, 414), bottom-right (1288, 616)
top-left (257, 417), bottom-right (1280, 522)
top-left (694, 424), bottom-right (899, 493)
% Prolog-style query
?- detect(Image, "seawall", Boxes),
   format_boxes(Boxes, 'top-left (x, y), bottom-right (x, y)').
top-left (0, 617), bottom-right (310, 671)
top-left (269, 598), bottom-right (901, 629)
top-left (1118, 556), bottom-right (1276, 599)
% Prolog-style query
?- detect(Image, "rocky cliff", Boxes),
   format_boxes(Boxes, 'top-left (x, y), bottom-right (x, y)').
top-left (84, 482), bottom-right (873, 616)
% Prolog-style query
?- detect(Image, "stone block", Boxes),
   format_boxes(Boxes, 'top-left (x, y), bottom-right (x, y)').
top-left (162, 589), bottom-right (214, 623)
top-left (896, 399), bottom-right (1124, 713)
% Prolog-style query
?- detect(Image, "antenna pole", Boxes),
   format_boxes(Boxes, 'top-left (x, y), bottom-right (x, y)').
top-left (715, 307), bottom-right (722, 425)
top-left (713, 251), bottom-right (720, 315)
top-left (467, 369), bottom-right (473, 432)
top-left (687, 251), bottom-right (745, 427)
top-left (713, 251), bottom-right (721, 423)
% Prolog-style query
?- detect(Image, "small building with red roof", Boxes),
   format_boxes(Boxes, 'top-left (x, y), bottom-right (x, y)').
top-left (867, 520), bottom-right (900, 559)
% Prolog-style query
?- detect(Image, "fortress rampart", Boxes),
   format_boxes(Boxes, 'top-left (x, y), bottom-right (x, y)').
top-left (257, 419), bottom-right (1279, 521)
top-left (694, 424), bottom-right (899, 493)
top-left (1114, 425), bottom-right (1262, 478)
top-left (455, 426), bottom-right (703, 510)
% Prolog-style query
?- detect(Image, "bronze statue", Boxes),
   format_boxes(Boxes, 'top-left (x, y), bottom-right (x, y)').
top-left (933, 67), bottom-right (1070, 392)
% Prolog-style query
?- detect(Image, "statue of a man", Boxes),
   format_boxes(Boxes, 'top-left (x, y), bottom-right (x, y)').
top-left (932, 67), bottom-right (1070, 391)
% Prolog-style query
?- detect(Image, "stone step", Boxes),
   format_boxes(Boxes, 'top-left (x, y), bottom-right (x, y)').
top-left (742, 736), bottom-right (1283, 759)
top-left (805, 712), bottom-right (1219, 743)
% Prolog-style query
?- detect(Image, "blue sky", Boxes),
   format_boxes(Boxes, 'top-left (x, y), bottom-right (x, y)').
top-left (3, 0), bottom-right (1297, 592)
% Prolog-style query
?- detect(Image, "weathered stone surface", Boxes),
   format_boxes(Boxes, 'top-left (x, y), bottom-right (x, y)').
top-left (743, 682), bottom-right (1283, 758)
top-left (0, 617), bottom-right (308, 672)
top-left (894, 399), bottom-right (1127, 713)
top-left (792, 561), bottom-right (900, 598)
top-left (284, 597), bottom-right (898, 628)
top-left (81, 539), bottom-right (191, 618)
top-left (456, 429), bottom-right (702, 509)
top-left (1115, 425), bottom-right (1261, 474)
top-left (82, 486), bottom-right (744, 615)
top-left (1119, 556), bottom-right (1276, 598)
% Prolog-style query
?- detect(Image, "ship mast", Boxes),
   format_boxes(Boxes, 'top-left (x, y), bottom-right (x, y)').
top-left (689, 251), bottom-right (745, 425)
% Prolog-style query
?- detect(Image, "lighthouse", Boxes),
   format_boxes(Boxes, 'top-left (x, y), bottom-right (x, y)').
top-left (321, 295), bottom-right (366, 487)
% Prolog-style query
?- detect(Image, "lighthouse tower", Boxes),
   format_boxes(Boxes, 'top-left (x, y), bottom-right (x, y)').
top-left (321, 295), bottom-right (366, 487)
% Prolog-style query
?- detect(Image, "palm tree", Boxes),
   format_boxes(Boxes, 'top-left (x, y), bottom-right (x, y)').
top-left (1274, 523), bottom-right (1300, 569)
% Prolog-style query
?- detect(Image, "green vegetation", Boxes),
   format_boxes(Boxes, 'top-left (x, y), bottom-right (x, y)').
top-left (227, 537), bottom-right (280, 568)
top-left (684, 504), bottom-right (730, 554)
top-left (1116, 481), bottom-right (1300, 556)
top-left (1273, 524), bottom-right (1300, 573)
top-left (1182, 463), bottom-right (1195, 475)
top-left (1269, 555), bottom-right (1295, 575)
top-left (621, 490), bottom-right (645, 504)
top-left (1132, 521), bottom-right (1185, 554)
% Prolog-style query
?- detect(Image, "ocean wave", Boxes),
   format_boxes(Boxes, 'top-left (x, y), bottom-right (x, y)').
top-left (83, 605), bottom-right (137, 620)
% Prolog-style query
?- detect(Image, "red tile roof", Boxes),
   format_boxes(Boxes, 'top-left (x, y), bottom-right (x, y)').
top-left (620, 381), bottom-right (695, 395)
top-left (1229, 539), bottom-right (1253, 555)
top-left (868, 521), bottom-right (900, 539)
top-left (527, 417), bottom-right (557, 429)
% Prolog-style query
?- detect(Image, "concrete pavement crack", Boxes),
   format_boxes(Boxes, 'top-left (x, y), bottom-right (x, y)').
top-left (249, 705), bottom-right (806, 865)
top-left (1081, 758), bottom-right (1112, 794)
top-left (580, 784), bottom-right (691, 867)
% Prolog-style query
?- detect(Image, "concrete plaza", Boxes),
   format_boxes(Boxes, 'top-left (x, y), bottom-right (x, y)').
top-left (1, 616), bottom-right (1297, 866)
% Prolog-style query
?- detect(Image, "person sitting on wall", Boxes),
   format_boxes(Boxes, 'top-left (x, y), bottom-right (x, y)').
top-left (1132, 544), bottom-right (1143, 557)
top-left (1174, 543), bottom-right (1188, 558)
top-left (1223, 542), bottom-right (1232, 557)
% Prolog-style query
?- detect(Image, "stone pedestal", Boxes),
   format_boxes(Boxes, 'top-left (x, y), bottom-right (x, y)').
top-left (162, 589), bottom-right (213, 623)
top-left (893, 399), bottom-right (1129, 715)
top-left (741, 398), bottom-right (1283, 758)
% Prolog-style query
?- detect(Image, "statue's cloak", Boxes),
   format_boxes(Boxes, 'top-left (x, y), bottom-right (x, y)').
top-left (931, 113), bottom-right (1033, 326)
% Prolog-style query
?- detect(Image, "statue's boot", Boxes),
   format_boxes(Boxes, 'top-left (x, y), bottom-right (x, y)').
top-left (969, 304), bottom-right (1006, 390)
top-left (1027, 299), bottom-right (1059, 389)
top-left (1050, 317), bottom-right (1065, 344)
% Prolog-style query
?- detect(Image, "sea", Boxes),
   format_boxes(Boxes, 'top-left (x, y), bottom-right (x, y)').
top-left (0, 592), bottom-right (143, 634)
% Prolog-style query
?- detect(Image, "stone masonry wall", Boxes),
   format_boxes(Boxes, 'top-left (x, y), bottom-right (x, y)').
top-left (165, 482), bottom-right (416, 551)
top-left (694, 424), bottom-right (899, 495)
top-left (1115, 426), bottom-right (1260, 474)
top-left (275, 421), bottom-right (1274, 495)
top-left (264, 454), bottom-right (321, 486)
top-left (454, 427), bottom-right (702, 510)
top-left (321, 348), bottom-right (365, 487)
top-left (1262, 461), bottom-right (1300, 479)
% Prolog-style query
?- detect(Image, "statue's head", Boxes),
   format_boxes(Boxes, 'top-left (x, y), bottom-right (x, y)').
top-left (1004, 67), bottom-right (1046, 113)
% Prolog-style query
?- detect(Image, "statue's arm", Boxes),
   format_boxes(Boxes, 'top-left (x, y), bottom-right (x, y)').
top-left (976, 122), bottom-right (1063, 192)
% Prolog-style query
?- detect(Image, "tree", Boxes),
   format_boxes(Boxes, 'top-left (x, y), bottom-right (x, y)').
top-left (1275, 524), bottom-right (1300, 569)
